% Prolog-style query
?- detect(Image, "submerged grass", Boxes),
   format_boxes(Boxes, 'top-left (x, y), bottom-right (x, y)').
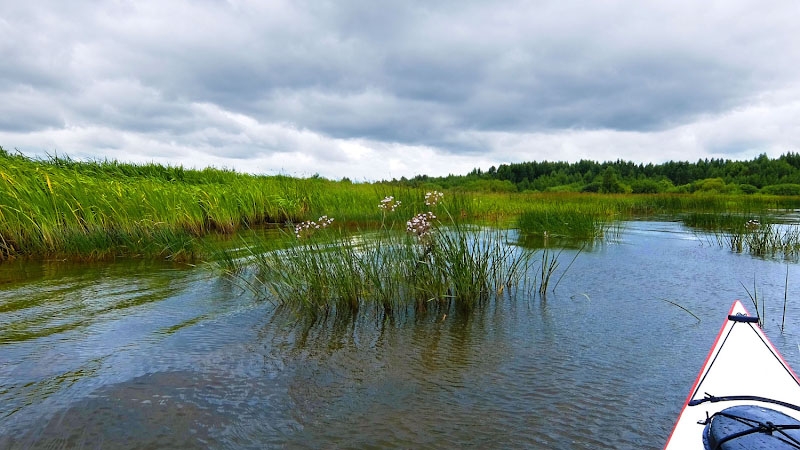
top-left (657, 298), bottom-right (702, 323)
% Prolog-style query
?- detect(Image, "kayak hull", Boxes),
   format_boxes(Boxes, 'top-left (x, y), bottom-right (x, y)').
top-left (665, 301), bottom-right (800, 449)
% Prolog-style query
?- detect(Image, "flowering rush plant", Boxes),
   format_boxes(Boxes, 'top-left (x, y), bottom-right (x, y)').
top-left (424, 191), bottom-right (444, 206)
top-left (407, 212), bottom-right (436, 238)
top-left (295, 215), bottom-right (334, 238)
top-left (745, 219), bottom-right (761, 230)
top-left (378, 196), bottom-right (401, 212)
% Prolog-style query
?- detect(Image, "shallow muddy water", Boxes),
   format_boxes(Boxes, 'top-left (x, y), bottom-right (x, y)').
top-left (2, 221), bottom-right (800, 449)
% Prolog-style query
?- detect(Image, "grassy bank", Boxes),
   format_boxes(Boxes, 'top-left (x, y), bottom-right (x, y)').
top-left (4, 149), bottom-right (800, 261)
top-left (0, 150), bottom-right (472, 260)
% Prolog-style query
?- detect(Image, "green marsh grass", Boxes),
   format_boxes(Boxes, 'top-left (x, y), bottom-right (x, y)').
top-left (702, 219), bottom-right (800, 258)
top-left (682, 212), bottom-right (772, 232)
top-left (215, 220), bottom-right (537, 321)
top-left (516, 204), bottom-right (614, 239)
top-left (0, 150), bottom-right (471, 260)
top-left (6, 148), bottom-right (800, 261)
top-left (473, 192), bottom-right (800, 220)
top-left (737, 223), bottom-right (800, 258)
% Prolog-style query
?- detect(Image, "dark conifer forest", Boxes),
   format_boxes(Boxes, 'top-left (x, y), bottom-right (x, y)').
top-left (393, 153), bottom-right (800, 195)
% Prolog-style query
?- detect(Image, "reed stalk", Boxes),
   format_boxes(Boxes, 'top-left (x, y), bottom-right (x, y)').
top-left (740, 277), bottom-right (764, 328)
top-left (783, 265), bottom-right (789, 333)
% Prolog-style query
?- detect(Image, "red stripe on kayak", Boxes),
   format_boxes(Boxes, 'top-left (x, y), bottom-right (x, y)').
top-left (663, 301), bottom-right (739, 449)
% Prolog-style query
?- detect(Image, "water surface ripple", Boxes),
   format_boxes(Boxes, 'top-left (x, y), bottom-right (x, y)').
top-left (1, 221), bottom-right (800, 449)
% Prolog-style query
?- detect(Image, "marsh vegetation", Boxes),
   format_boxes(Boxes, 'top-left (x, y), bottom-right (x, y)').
top-left (5, 149), bottom-right (800, 263)
top-left (214, 194), bottom-right (541, 321)
top-left (681, 213), bottom-right (800, 259)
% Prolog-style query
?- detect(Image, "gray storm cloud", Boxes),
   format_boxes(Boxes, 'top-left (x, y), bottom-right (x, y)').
top-left (1, 0), bottom-right (799, 178)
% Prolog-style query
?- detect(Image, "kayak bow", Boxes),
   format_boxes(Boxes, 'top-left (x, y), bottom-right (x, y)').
top-left (665, 301), bottom-right (800, 449)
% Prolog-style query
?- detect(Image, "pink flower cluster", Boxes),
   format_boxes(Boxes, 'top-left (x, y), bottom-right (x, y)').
top-left (407, 212), bottom-right (436, 238)
top-left (295, 215), bottom-right (335, 238)
top-left (378, 196), bottom-right (402, 212)
top-left (425, 191), bottom-right (444, 206)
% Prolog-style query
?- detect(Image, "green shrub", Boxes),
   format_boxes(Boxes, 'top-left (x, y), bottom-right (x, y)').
top-left (761, 184), bottom-right (800, 196)
top-left (581, 181), bottom-right (601, 193)
top-left (693, 178), bottom-right (735, 194)
top-left (545, 183), bottom-right (582, 193)
top-left (667, 184), bottom-right (692, 194)
top-left (631, 179), bottom-right (663, 194)
top-left (738, 184), bottom-right (758, 194)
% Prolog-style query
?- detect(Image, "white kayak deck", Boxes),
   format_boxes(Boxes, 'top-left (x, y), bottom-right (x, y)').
top-left (665, 301), bottom-right (800, 449)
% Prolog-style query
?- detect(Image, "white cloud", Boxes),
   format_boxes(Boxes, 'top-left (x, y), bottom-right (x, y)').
top-left (1, 0), bottom-right (799, 178)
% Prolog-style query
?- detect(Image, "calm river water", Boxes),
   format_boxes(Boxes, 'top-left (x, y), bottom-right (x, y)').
top-left (2, 221), bottom-right (800, 449)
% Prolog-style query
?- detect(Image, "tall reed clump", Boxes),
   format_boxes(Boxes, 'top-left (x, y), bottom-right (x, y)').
top-left (476, 192), bottom-right (800, 220)
top-left (0, 150), bottom-right (299, 260)
top-left (682, 212), bottom-right (772, 232)
top-left (215, 192), bottom-right (536, 321)
top-left (742, 223), bottom-right (800, 258)
top-left (708, 218), bottom-right (800, 258)
top-left (516, 203), bottom-right (614, 239)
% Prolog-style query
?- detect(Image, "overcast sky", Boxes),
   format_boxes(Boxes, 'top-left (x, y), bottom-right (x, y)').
top-left (1, 1), bottom-right (799, 179)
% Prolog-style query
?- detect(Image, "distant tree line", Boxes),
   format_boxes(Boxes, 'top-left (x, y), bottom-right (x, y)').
top-left (386, 153), bottom-right (800, 195)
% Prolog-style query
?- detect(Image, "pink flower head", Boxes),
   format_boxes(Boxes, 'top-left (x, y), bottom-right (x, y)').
top-left (406, 211), bottom-right (436, 238)
top-left (424, 191), bottom-right (444, 206)
top-left (378, 196), bottom-right (402, 212)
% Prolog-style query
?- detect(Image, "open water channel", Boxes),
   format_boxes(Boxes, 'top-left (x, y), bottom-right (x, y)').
top-left (2, 221), bottom-right (800, 448)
